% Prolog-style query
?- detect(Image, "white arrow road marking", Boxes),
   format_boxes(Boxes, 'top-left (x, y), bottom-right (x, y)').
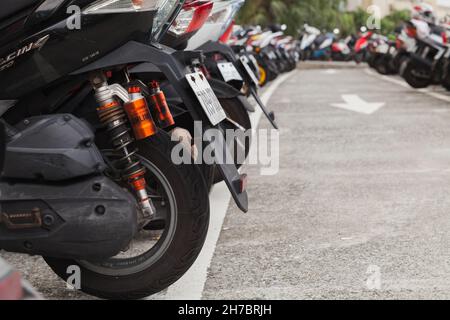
top-left (331, 94), bottom-right (385, 114)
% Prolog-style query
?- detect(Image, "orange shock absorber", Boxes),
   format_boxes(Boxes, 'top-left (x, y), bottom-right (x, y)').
top-left (124, 86), bottom-right (157, 140)
top-left (128, 171), bottom-right (151, 213)
top-left (149, 81), bottom-right (175, 129)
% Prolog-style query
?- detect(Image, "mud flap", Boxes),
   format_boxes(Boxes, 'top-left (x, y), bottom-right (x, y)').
top-left (198, 42), bottom-right (278, 128)
top-left (209, 77), bottom-right (243, 99)
top-left (204, 129), bottom-right (248, 213)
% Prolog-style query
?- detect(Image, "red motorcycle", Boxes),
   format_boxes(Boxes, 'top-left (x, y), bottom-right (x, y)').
top-left (354, 31), bottom-right (373, 63)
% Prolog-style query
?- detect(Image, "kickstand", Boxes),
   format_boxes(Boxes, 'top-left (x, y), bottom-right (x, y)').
top-left (250, 87), bottom-right (279, 130)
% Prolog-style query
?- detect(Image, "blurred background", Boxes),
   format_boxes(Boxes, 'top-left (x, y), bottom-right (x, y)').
top-left (237, 0), bottom-right (450, 36)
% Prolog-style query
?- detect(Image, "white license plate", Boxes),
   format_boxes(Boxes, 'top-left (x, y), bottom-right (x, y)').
top-left (240, 55), bottom-right (260, 86)
top-left (217, 62), bottom-right (243, 82)
top-left (186, 72), bottom-right (227, 126)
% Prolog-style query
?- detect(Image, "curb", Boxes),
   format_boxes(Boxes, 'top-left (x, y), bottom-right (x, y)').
top-left (298, 61), bottom-right (368, 70)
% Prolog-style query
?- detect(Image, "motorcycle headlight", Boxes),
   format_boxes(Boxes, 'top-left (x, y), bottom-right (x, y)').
top-left (83, 0), bottom-right (175, 15)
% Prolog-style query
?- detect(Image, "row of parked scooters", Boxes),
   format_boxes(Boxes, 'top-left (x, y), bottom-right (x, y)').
top-left (358, 4), bottom-right (450, 91)
top-left (299, 24), bottom-right (373, 63)
top-left (0, 0), bottom-right (299, 299)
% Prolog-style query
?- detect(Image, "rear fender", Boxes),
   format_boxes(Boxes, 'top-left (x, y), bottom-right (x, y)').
top-left (72, 41), bottom-right (249, 212)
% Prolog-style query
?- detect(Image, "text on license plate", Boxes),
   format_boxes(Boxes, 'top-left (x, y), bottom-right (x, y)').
top-left (186, 72), bottom-right (227, 126)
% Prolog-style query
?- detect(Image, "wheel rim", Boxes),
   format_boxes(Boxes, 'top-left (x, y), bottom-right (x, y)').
top-left (78, 156), bottom-right (178, 276)
top-left (259, 66), bottom-right (267, 86)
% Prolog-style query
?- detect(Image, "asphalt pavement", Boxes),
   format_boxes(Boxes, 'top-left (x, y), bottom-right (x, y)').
top-left (4, 65), bottom-right (450, 299)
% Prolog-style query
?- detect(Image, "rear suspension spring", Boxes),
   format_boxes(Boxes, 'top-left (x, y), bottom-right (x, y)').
top-left (90, 73), bottom-right (155, 221)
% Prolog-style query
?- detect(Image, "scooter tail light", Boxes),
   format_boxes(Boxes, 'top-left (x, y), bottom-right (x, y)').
top-left (219, 20), bottom-right (235, 44)
top-left (442, 32), bottom-right (448, 44)
top-left (169, 1), bottom-right (213, 36)
top-left (234, 174), bottom-right (248, 194)
top-left (406, 26), bottom-right (417, 38)
top-left (83, 0), bottom-right (169, 14)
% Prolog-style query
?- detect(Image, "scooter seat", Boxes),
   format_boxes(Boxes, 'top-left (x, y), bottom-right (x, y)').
top-left (0, 0), bottom-right (41, 22)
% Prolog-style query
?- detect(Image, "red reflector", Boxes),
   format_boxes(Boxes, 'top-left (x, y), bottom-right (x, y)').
top-left (0, 271), bottom-right (23, 300)
top-left (238, 174), bottom-right (248, 194)
top-left (187, 1), bottom-right (213, 34)
top-left (406, 26), bottom-right (417, 38)
top-left (219, 20), bottom-right (235, 44)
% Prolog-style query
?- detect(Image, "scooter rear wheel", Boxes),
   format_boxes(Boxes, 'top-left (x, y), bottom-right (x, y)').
top-left (373, 55), bottom-right (389, 75)
top-left (44, 131), bottom-right (210, 300)
top-left (400, 59), bottom-right (431, 89)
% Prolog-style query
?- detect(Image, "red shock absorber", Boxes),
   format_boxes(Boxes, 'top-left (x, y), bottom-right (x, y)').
top-left (149, 81), bottom-right (175, 129)
top-left (199, 64), bottom-right (211, 79)
top-left (90, 73), bottom-right (156, 224)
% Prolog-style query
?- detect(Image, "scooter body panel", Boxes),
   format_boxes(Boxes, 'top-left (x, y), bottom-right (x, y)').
top-left (0, 1), bottom-right (157, 99)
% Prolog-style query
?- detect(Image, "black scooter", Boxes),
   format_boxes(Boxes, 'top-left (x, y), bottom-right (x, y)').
top-left (400, 22), bottom-right (448, 88)
top-left (0, 0), bottom-right (248, 299)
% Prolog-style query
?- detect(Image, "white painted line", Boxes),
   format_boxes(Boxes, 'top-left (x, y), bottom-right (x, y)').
top-left (331, 94), bottom-right (385, 114)
top-left (157, 70), bottom-right (297, 300)
top-left (365, 68), bottom-right (450, 103)
top-left (322, 69), bottom-right (338, 75)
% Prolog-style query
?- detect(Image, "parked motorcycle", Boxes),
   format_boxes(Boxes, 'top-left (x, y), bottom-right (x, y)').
top-left (400, 19), bottom-right (449, 88)
top-left (366, 34), bottom-right (399, 75)
top-left (331, 36), bottom-right (352, 62)
top-left (354, 31), bottom-right (373, 63)
top-left (299, 24), bottom-right (321, 61)
top-left (0, 0), bottom-right (249, 300)
top-left (160, 0), bottom-right (262, 179)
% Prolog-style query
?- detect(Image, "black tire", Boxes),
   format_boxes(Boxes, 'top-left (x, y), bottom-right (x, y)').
top-left (442, 72), bottom-right (450, 91)
top-left (354, 52), bottom-right (364, 64)
top-left (212, 96), bottom-right (252, 184)
top-left (400, 59), bottom-right (431, 89)
top-left (442, 64), bottom-right (450, 91)
top-left (44, 131), bottom-right (210, 300)
top-left (392, 52), bottom-right (407, 74)
top-left (373, 55), bottom-right (389, 75)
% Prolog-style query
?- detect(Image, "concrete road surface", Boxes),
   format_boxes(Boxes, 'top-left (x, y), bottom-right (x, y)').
top-left (4, 65), bottom-right (450, 299)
